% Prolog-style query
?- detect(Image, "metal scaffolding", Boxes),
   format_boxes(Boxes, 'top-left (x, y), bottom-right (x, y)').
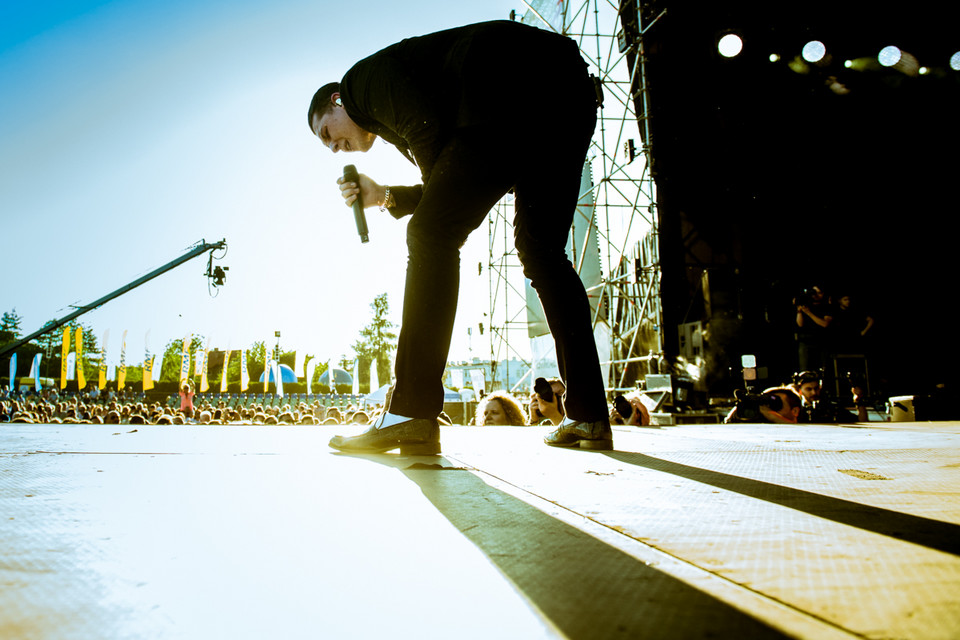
top-left (484, 0), bottom-right (665, 395)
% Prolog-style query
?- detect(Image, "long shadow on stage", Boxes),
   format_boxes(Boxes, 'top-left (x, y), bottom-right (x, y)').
top-left (333, 453), bottom-right (790, 640)
top-left (602, 451), bottom-right (960, 557)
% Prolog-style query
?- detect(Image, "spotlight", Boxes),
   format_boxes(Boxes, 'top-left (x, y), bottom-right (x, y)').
top-left (801, 40), bottom-right (826, 64)
top-left (769, 53), bottom-right (780, 63)
top-left (950, 52), bottom-right (960, 71)
top-left (717, 33), bottom-right (743, 58)
top-left (879, 46), bottom-right (919, 76)
top-left (878, 45), bottom-right (901, 67)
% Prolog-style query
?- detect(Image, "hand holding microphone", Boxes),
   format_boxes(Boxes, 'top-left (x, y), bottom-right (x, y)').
top-left (341, 164), bottom-right (369, 244)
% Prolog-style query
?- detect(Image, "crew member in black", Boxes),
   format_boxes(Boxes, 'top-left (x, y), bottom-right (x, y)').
top-left (308, 21), bottom-right (611, 453)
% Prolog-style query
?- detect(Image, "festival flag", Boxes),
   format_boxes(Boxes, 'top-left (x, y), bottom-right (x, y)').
top-left (150, 351), bottom-right (161, 380)
top-left (199, 344), bottom-right (210, 393)
top-left (274, 360), bottom-right (283, 398)
top-left (179, 334), bottom-right (191, 383)
top-left (295, 351), bottom-right (306, 381)
top-left (220, 349), bottom-right (231, 393)
top-left (31, 354), bottom-right (42, 391)
top-left (264, 339), bottom-right (272, 393)
top-left (328, 359), bottom-right (334, 391)
top-left (117, 330), bottom-right (128, 391)
top-left (194, 348), bottom-right (204, 378)
top-left (142, 331), bottom-right (154, 391)
top-left (352, 360), bottom-right (360, 395)
top-left (451, 368), bottom-right (463, 390)
top-left (370, 359), bottom-right (379, 394)
top-left (240, 349), bottom-right (249, 392)
top-left (66, 352), bottom-right (76, 380)
top-left (143, 355), bottom-right (154, 391)
top-left (8, 353), bottom-right (16, 391)
top-left (469, 369), bottom-right (486, 397)
top-left (306, 358), bottom-right (317, 395)
top-left (99, 330), bottom-right (109, 390)
top-left (60, 327), bottom-right (70, 389)
top-left (75, 326), bottom-right (85, 390)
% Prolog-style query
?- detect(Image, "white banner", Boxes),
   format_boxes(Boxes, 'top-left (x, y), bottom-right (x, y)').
top-left (8, 353), bottom-right (16, 391)
top-left (66, 352), bottom-right (77, 380)
top-left (306, 358), bottom-right (317, 395)
top-left (240, 349), bottom-right (249, 392)
top-left (369, 359), bottom-right (379, 393)
top-left (274, 360), bottom-right (283, 398)
top-left (469, 369), bottom-right (486, 396)
top-left (32, 354), bottom-right (42, 391)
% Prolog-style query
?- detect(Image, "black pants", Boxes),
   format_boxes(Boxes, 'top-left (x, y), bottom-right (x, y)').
top-left (389, 70), bottom-right (607, 423)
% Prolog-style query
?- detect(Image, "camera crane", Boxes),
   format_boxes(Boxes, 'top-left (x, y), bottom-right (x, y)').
top-left (0, 238), bottom-right (227, 360)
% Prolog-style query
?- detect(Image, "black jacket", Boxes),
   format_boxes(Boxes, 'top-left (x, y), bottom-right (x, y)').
top-left (339, 20), bottom-right (585, 216)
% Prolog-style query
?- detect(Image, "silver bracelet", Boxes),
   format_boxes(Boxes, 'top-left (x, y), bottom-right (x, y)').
top-left (380, 187), bottom-right (391, 212)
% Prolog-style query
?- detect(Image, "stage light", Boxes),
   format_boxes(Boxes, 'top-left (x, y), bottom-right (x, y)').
top-left (879, 46), bottom-right (920, 76)
top-left (844, 57), bottom-right (880, 72)
top-left (878, 45), bottom-right (901, 67)
top-left (718, 33), bottom-right (743, 58)
top-left (802, 40), bottom-right (826, 64)
top-left (950, 52), bottom-right (960, 71)
top-left (769, 53), bottom-right (780, 63)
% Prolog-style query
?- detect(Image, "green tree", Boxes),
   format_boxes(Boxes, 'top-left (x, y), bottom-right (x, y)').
top-left (1, 308), bottom-right (23, 344)
top-left (351, 293), bottom-right (397, 393)
top-left (158, 335), bottom-right (206, 383)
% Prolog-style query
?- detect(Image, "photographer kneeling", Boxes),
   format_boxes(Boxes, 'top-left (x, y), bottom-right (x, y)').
top-left (529, 377), bottom-right (566, 426)
top-left (724, 387), bottom-right (802, 424)
top-left (610, 392), bottom-right (651, 427)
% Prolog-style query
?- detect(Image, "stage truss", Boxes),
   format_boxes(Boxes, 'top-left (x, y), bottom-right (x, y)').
top-left (485, 0), bottom-right (665, 395)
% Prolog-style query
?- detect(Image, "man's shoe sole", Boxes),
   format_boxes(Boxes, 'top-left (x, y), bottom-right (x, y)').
top-left (545, 438), bottom-right (613, 451)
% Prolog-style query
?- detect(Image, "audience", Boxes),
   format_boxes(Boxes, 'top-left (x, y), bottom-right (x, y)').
top-left (477, 391), bottom-right (527, 426)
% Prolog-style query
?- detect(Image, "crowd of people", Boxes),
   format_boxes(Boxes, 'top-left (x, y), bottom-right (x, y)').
top-left (3, 367), bottom-right (868, 427)
top-left (0, 385), bottom-right (387, 426)
top-left (724, 369), bottom-right (869, 424)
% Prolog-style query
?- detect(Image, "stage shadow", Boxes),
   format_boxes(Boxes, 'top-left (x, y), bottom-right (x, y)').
top-left (603, 450), bottom-right (960, 557)
top-left (335, 452), bottom-right (789, 640)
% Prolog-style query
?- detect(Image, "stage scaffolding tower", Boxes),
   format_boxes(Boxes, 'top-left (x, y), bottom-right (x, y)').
top-left (485, 0), bottom-right (665, 395)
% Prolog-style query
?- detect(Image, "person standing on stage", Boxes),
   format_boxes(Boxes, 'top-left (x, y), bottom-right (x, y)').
top-left (308, 20), bottom-right (612, 454)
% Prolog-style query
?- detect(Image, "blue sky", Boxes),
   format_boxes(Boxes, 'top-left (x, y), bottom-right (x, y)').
top-left (1, 0), bottom-right (524, 368)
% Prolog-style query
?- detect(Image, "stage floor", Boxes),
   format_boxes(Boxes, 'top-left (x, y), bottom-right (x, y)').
top-left (1, 421), bottom-right (958, 639)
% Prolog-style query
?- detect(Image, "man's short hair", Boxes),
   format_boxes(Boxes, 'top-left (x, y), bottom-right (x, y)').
top-left (793, 370), bottom-right (821, 386)
top-left (307, 82), bottom-right (340, 131)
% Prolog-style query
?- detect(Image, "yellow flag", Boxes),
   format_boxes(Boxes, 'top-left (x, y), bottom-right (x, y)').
top-left (220, 349), bottom-right (231, 393)
top-left (98, 329), bottom-right (109, 390)
top-left (117, 330), bottom-right (128, 391)
top-left (60, 327), bottom-right (70, 389)
top-left (75, 326), bottom-right (85, 390)
top-left (200, 349), bottom-right (209, 393)
top-left (143, 355), bottom-right (154, 391)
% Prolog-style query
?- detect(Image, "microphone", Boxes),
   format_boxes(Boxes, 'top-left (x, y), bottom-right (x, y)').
top-left (342, 164), bottom-right (369, 243)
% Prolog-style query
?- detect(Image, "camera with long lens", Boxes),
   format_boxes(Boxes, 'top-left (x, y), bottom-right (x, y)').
top-left (794, 287), bottom-right (816, 308)
top-left (613, 394), bottom-right (632, 419)
top-left (534, 377), bottom-right (553, 402)
top-left (733, 389), bottom-right (783, 422)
